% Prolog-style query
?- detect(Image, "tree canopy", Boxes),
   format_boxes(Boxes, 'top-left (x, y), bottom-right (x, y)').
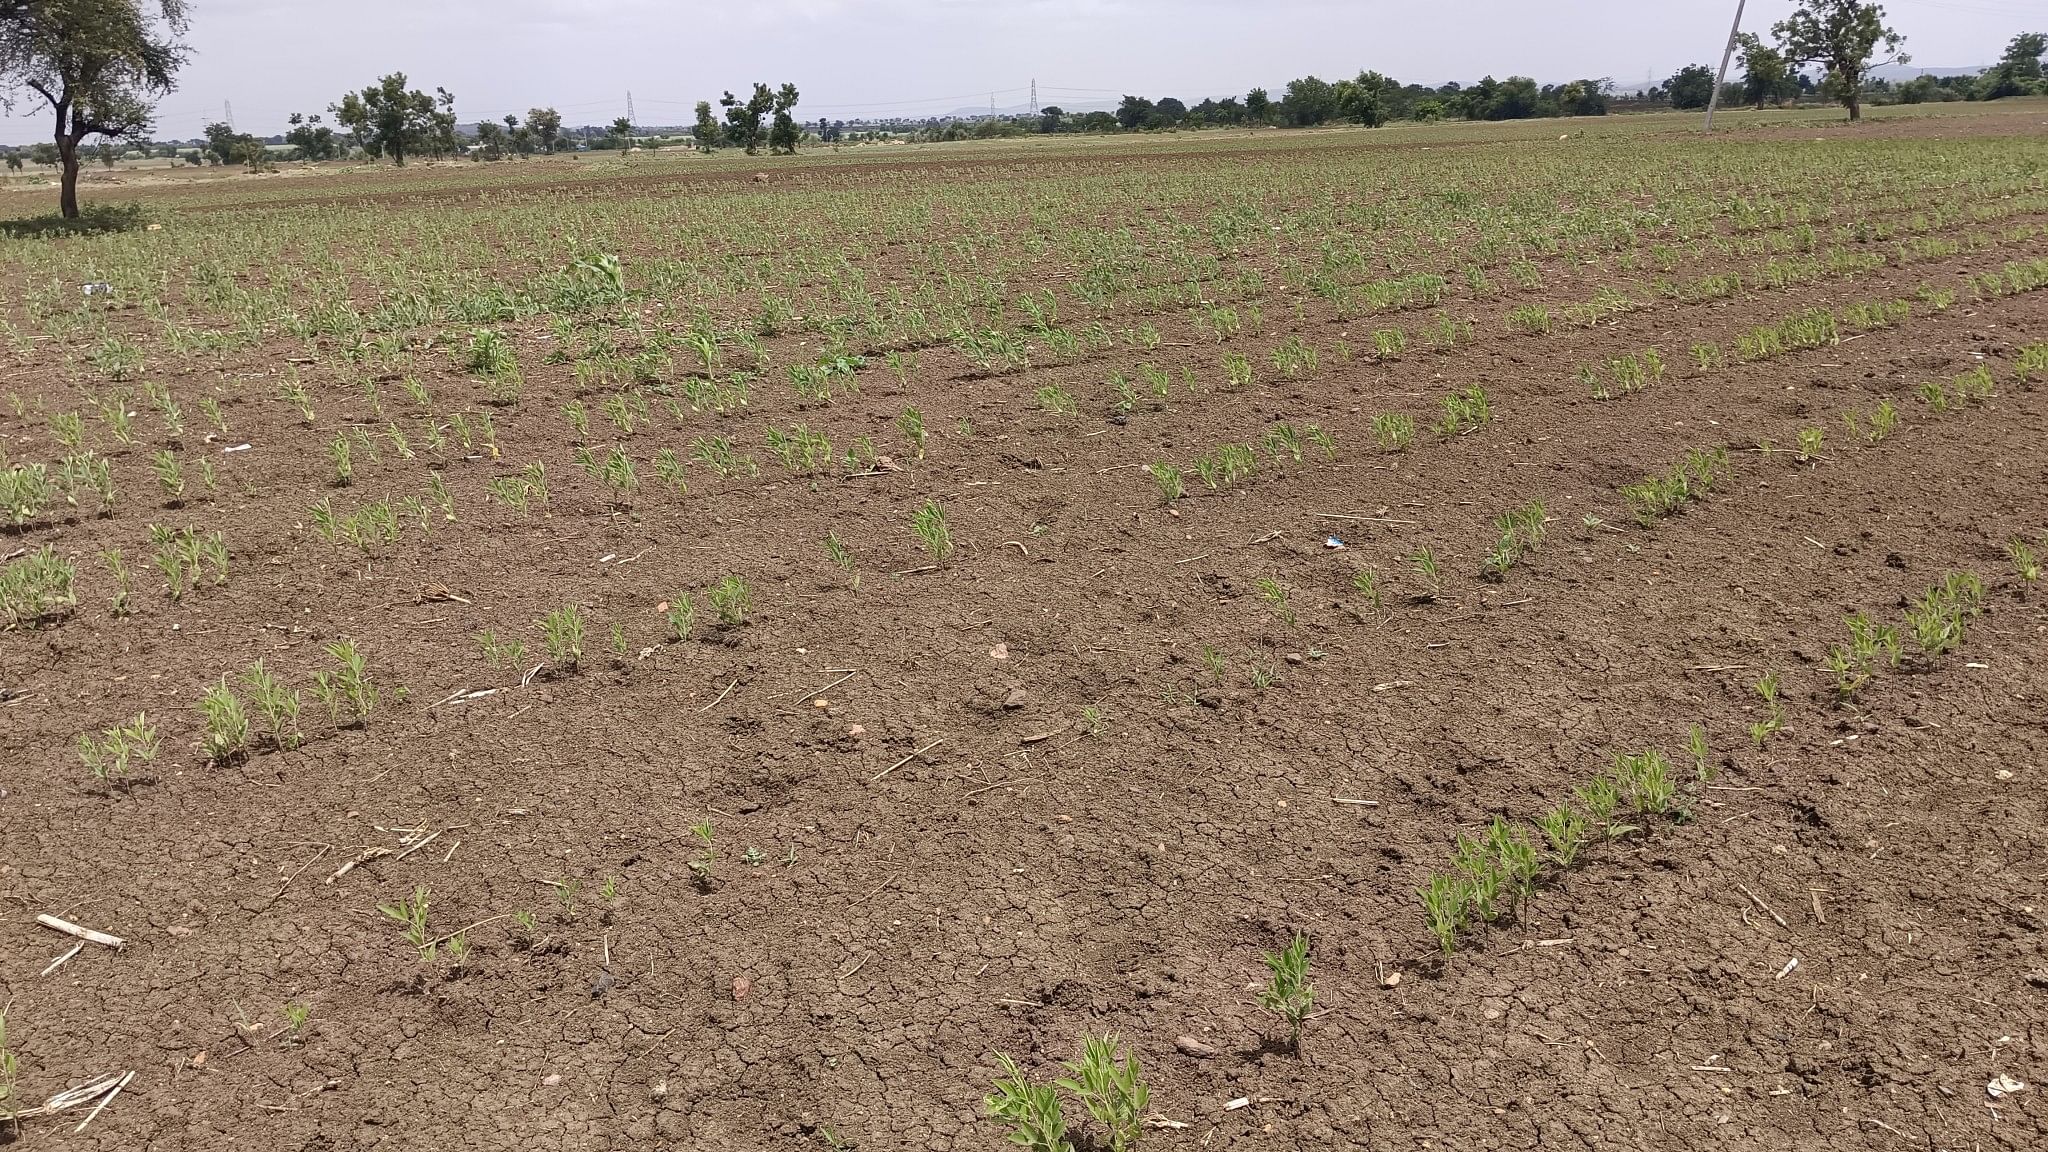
top-left (1774, 1), bottom-right (1908, 120)
top-left (0, 0), bottom-right (189, 217)
top-left (330, 73), bottom-right (457, 166)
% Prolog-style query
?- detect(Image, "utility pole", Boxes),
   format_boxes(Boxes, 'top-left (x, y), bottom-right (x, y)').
top-left (1704, 0), bottom-right (1747, 132)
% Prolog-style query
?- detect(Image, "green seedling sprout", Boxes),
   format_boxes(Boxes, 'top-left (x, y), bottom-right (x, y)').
top-left (1256, 932), bottom-right (1314, 1051)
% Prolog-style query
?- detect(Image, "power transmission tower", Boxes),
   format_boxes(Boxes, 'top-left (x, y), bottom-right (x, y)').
top-left (1030, 79), bottom-right (1038, 115)
top-left (223, 100), bottom-right (234, 129)
top-left (626, 91), bottom-right (636, 126)
top-left (1704, 0), bottom-right (1747, 132)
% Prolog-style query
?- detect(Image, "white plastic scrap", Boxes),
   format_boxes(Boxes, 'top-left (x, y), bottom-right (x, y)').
top-left (1987, 1074), bottom-right (2026, 1099)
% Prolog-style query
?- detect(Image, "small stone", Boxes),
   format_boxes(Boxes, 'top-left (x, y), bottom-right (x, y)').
top-left (1383, 971), bottom-right (1402, 987)
top-left (847, 724), bottom-right (866, 737)
top-left (1284, 652), bottom-right (1305, 665)
top-left (589, 969), bottom-right (615, 999)
top-left (1175, 1035), bottom-right (1219, 1058)
top-left (1003, 688), bottom-right (1028, 709)
top-left (542, 1074), bottom-right (562, 1087)
top-left (813, 698), bottom-right (831, 709)
top-left (732, 975), bottom-right (752, 1000)
top-left (989, 643), bottom-right (1009, 660)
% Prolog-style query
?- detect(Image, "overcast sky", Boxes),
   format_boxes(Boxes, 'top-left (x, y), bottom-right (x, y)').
top-left (0, 0), bottom-right (2032, 143)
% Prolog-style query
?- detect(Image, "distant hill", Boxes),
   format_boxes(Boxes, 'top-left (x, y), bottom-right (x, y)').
top-left (1870, 63), bottom-right (1989, 81)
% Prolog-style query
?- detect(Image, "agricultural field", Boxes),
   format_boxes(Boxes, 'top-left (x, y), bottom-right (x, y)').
top-left (1, 102), bottom-right (2045, 1150)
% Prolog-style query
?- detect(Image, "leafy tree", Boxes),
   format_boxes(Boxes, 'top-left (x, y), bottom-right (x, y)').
top-left (1980, 32), bottom-right (2044, 99)
top-left (507, 114), bottom-right (536, 156)
top-left (1667, 64), bottom-right (1716, 109)
top-left (1245, 86), bottom-right (1271, 124)
top-left (234, 135), bottom-right (268, 170)
top-left (202, 119), bottom-right (238, 164)
top-left (1214, 95), bottom-right (1245, 125)
top-left (2003, 31), bottom-right (2046, 79)
top-left (1153, 96), bottom-right (1187, 125)
top-left (720, 84), bottom-right (772, 153)
top-left (768, 82), bottom-right (799, 153)
top-left (93, 138), bottom-right (114, 165)
top-left (692, 100), bottom-right (718, 151)
top-left (1038, 105), bottom-right (1064, 133)
top-left (4, 151), bottom-right (20, 170)
top-left (1336, 70), bottom-right (1396, 126)
top-left (1281, 75), bottom-right (1338, 125)
top-left (525, 106), bottom-right (562, 152)
top-left (28, 140), bottom-right (57, 164)
top-left (0, 0), bottom-right (188, 218)
top-left (1115, 94), bottom-right (1153, 129)
top-left (473, 119), bottom-right (506, 160)
top-left (285, 112), bottom-right (338, 160)
top-left (330, 73), bottom-right (455, 165)
top-left (1774, 1), bottom-right (1907, 120)
top-left (1736, 34), bottom-right (1796, 108)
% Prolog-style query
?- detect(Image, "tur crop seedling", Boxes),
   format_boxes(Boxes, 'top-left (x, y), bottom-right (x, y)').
top-left (1257, 932), bottom-right (1314, 1051)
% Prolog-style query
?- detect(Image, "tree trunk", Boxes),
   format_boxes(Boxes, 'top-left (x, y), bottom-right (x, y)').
top-left (1847, 91), bottom-right (1862, 121)
top-left (58, 135), bottom-right (81, 220)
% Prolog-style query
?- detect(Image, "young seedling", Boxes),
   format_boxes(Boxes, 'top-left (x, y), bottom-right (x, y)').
top-left (0, 1004), bottom-right (18, 1124)
top-left (824, 533), bottom-right (861, 588)
top-left (1256, 932), bottom-right (1314, 1052)
top-left (1409, 546), bottom-right (1443, 601)
top-left (912, 500), bottom-right (952, 564)
top-left (280, 1002), bottom-right (311, 1046)
top-left (1253, 577), bottom-right (1295, 626)
top-left (1535, 803), bottom-right (1586, 868)
top-left (710, 576), bottom-right (751, 627)
top-left (150, 450), bottom-right (185, 500)
top-left (328, 434), bottom-right (353, 486)
top-left (1686, 724), bottom-right (1712, 783)
top-left (242, 662), bottom-right (303, 751)
top-left (77, 713), bottom-right (160, 784)
top-left (664, 593), bottom-right (697, 641)
top-left (312, 639), bottom-right (377, 726)
top-left (1750, 671), bottom-right (1785, 746)
top-left (2008, 538), bottom-right (2041, 583)
top-left (1351, 567), bottom-right (1382, 611)
top-left (985, 1054), bottom-right (1072, 1152)
top-left (540, 605), bottom-right (585, 669)
top-left (1795, 427), bottom-right (1823, 463)
top-left (687, 820), bottom-right (717, 885)
top-left (476, 630), bottom-right (527, 668)
top-left (377, 884), bottom-right (434, 958)
top-left (103, 547), bottom-right (133, 616)
top-left (1613, 750), bottom-right (1676, 816)
top-left (1573, 775), bottom-right (1632, 840)
top-left (1148, 462), bottom-right (1184, 503)
top-left (200, 677), bottom-right (249, 764)
top-left (1419, 872), bottom-right (1469, 956)
top-left (897, 407), bottom-right (927, 459)
top-left (1056, 1036), bottom-right (1149, 1152)
top-left (1486, 817), bottom-right (1541, 906)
